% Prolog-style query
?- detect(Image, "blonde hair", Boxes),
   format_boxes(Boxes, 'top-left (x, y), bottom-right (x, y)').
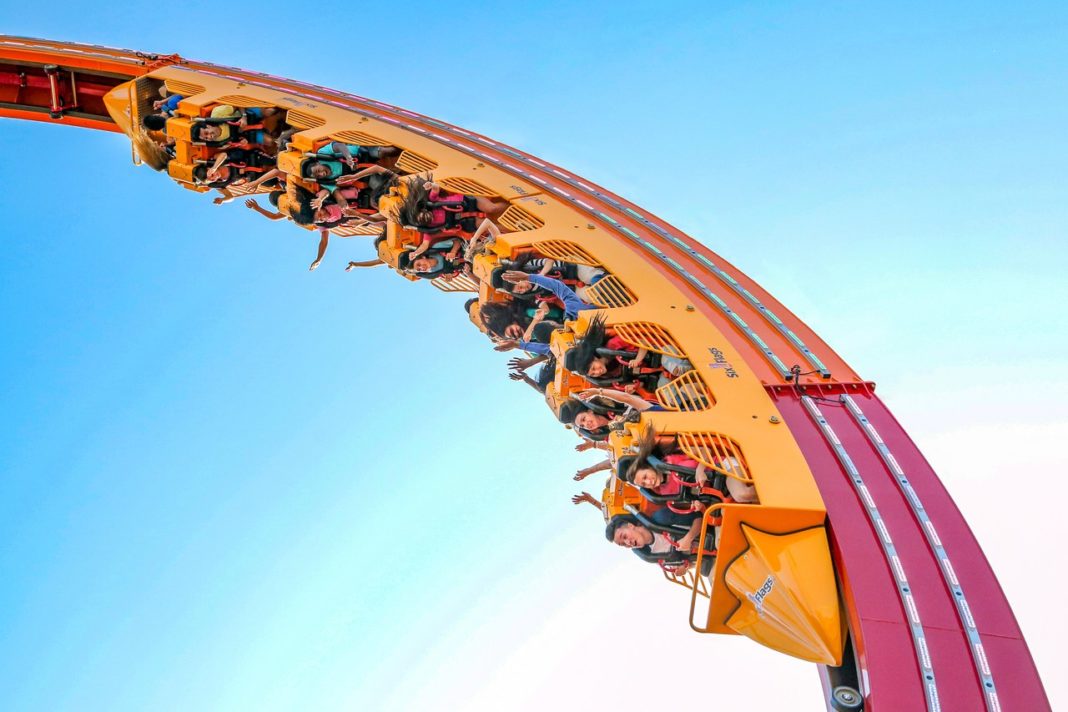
top-left (131, 131), bottom-right (169, 172)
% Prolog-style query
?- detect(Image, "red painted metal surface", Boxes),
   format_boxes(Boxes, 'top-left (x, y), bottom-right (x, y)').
top-left (773, 393), bottom-right (929, 710)
top-left (857, 396), bottom-right (1049, 711)
top-left (774, 390), bottom-right (1050, 711)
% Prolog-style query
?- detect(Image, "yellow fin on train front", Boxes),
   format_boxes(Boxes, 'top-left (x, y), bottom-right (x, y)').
top-left (724, 524), bottom-right (843, 664)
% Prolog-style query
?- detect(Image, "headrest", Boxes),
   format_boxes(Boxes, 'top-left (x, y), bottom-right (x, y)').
top-left (490, 266), bottom-right (506, 290)
top-left (583, 398), bottom-right (624, 417)
top-left (638, 488), bottom-right (675, 504)
top-left (529, 321), bottom-right (560, 344)
top-left (615, 455), bottom-right (637, 481)
top-left (300, 157), bottom-right (321, 180)
top-left (563, 348), bottom-right (582, 373)
top-left (557, 399), bottom-right (583, 425)
top-left (648, 454), bottom-right (696, 478)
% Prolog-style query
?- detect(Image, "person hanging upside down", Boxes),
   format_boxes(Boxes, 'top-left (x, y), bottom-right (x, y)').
top-left (397, 238), bottom-right (471, 280)
top-left (605, 509), bottom-right (710, 574)
top-left (508, 354), bottom-right (557, 395)
top-left (395, 176), bottom-right (510, 253)
top-left (300, 142), bottom-right (399, 189)
top-left (621, 427), bottom-right (758, 504)
top-left (566, 314), bottom-right (693, 392)
top-left (496, 253), bottom-right (608, 302)
top-left (557, 387), bottom-right (662, 441)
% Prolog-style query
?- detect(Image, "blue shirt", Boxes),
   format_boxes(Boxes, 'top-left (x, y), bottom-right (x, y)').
top-left (159, 94), bottom-right (183, 115)
top-left (517, 275), bottom-right (595, 352)
top-left (528, 275), bottom-right (593, 320)
top-left (517, 341), bottom-right (551, 355)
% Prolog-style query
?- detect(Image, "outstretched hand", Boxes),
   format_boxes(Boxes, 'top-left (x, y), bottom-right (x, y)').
top-left (501, 270), bottom-right (531, 285)
top-left (244, 198), bottom-right (258, 210)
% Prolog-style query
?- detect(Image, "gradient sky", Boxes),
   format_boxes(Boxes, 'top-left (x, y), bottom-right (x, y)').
top-left (0, 3), bottom-right (1065, 711)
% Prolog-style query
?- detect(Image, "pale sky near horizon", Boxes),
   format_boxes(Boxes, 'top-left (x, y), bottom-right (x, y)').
top-left (0, 3), bottom-right (1065, 711)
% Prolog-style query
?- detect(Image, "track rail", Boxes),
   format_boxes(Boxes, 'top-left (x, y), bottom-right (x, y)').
top-left (0, 35), bottom-right (1050, 712)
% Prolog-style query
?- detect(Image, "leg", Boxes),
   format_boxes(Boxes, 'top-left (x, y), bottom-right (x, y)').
top-left (725, 477), bottom-right (758, 503)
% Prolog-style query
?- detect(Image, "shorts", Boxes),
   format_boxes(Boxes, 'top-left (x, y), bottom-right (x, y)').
top-left (576, 265), bottom-right (606, 284)
top-left (356, 146), bottom-right (383, 162)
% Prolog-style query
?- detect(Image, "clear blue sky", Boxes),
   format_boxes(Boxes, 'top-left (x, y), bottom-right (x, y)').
top-left (0, 3), bottom-right (1065, 711)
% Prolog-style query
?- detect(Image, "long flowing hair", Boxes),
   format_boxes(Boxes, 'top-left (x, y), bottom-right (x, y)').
top-left (393, 174), bottom-right (432, 227)
top-left (479, 301), bottom-right (527, 338)
top-left (287, 186), bottom-right (316, 225)
top-left (567, 313), bottom-right (612, 376)
top-left (623, 426), bottom-right (660, 484)
top-left (534, 355), bottom-right (557, 392)
top-left (131, 131), bottom-right (170, 172)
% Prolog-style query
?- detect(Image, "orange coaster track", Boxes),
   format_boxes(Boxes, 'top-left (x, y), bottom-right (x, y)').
top-left (0, 36), bottom-right (1050, 712)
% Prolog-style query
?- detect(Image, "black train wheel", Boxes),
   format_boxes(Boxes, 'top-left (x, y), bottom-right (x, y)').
top-left (830, 685), bottom-right (863, 711)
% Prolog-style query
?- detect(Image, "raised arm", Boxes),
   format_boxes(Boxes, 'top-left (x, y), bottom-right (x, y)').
top-left (244, 198), bottom-right (287, 221)
top-left (329, 141), bottom-right (356, 167)
top-left (521, 303), bottom-right (550, 342)
top-left (514, 339), bottom-right (551, 355)
top-left (525, 274), bottom-right (589, 319)
top-left (337, 164), bottom-right (392, 184)
top-left (508, 370), bottom-right (540, 392)
top-left (570, 492), bottom-right (602, 510)
top-left (578, 387), bottom-right (653, 412)
top-left (212, 187), bottom-right (236, 205)
top-left (408, 240), bottom-right (432, 259)
top-left (328, 188), bottom-right (350, 209)
top-left (207, 152), bottom-right (228, 174)
top-left (345, 258), bottom-right (385, 272)
top-left (309, 230), bottom-right (330, 271)
top-left (573, 459), bottom-right (611, 481)
top-left (445, 238), bottom-right (463, 261)
top-left (508, 354), bottom-right (548, 372)
top-left (245, 168), bottom-right (281, 192)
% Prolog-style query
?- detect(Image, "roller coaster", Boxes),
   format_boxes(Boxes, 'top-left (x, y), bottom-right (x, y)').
top-left (0, 36), bottom-right (1051, 712)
